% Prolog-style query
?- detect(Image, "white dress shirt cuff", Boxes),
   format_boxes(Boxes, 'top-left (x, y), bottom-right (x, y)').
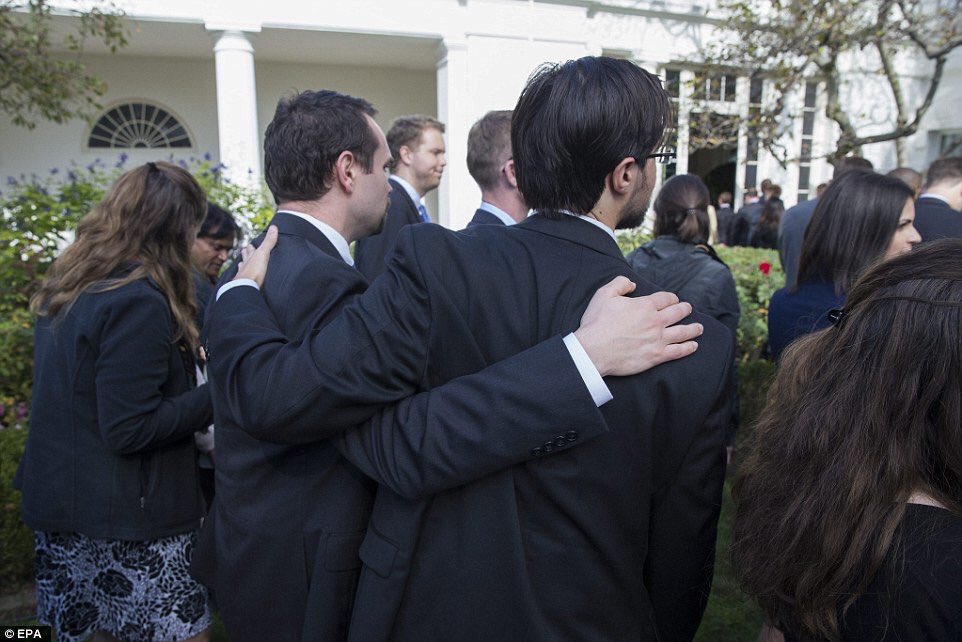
top-left (216, 278), bottom-right (259, 301)
top-left (562, 332), bottom-right (613, 407)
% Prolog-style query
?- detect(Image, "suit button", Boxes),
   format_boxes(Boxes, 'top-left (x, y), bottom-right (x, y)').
top-left (565, 430), bottom-right (579, 441)
top-left (531, 447), bottom-right (543, 457)
top-left (554, 437), bottom-right (567, 448)
top-left (543, 442), bottom-right (554, 453)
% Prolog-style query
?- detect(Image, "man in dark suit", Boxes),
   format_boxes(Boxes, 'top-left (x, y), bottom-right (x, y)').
top-left (354, 115), bottom-right (446, 280)
top-left (914, 157), bottom-right (962, 242)
top-left (714, 191), bottom-right (734, 244)
top-left (778, 156), bottom-right (873, 287)
top-left (729, 187), bottom-right (759, 246)
top-left (212, 57), bottom-right (731, 640)
top-left (465, 110), bottom-right (527, 227)
top-left (198, 90), bottom-right (702, 642)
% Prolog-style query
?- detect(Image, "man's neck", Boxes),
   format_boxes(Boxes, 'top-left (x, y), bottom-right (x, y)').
top-left (920, 187), bottom-right (961, 211)
top-left (481, 189), bottom-right (527, 223)
top-left (276, 200), bottom-right (355, 243)
top-left (391, 172), bottom-right (424, 198)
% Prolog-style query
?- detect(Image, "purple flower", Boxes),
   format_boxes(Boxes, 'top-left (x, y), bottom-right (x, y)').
top-left (203, 152), bottom-right (212, 161)
top-left (50, 167), bottom-right (59, 175)
top-left (6, 176), bottom-right (17, 186)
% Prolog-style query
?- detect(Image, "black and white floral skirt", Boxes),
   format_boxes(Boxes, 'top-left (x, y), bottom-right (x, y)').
top-left (34, 530), bottom-right (211, 642)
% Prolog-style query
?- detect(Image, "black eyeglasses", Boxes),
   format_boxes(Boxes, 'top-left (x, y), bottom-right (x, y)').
top-left (636, 147), bottom-right (676, 165)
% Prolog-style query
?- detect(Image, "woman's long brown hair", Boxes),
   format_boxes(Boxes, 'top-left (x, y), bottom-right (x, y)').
top-left (31, 162), bottom-right (207, 349)
top-left (732, 239), bottom-right (962, 640)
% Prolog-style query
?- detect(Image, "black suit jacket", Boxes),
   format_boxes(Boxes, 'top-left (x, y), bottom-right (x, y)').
top-left (196, 212), bottom-right (377, 642)
top-left (466, 208), bottom-right (506, 228)
top-left (714, 205), bottom-right (734, 245)
top-left (914, 196), bottom-right (962, 242)
top-left (210, 215), bottom-right (733, 641)
top-left (203, 218), bottom-right (610, 641)
top-left (354, 178), bottom-right (422, 281)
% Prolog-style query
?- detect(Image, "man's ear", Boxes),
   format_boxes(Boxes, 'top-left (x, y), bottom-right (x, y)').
top-left (334, 150), bottom-right (356, 193)
top-left (609, 157), bottom-right (638, 195)
top-left (504, 159), bottom-right (518, 188)
top-left (397, 144), bottom-right (414, 168)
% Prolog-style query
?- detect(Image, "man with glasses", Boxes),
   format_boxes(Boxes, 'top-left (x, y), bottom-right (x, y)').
top-left (213, 57), bottom-right (731, 640)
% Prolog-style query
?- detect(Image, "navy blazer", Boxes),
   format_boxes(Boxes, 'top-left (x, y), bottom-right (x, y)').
top-left (354, 177), bottom-right (423, 281)
top-left (203, 215), bottom-right (610, 641)
top-left (914, 196), bottom-right (962, 242)
top-left (16, 275), bottom-right (211, 541)
top-left (210, 215), bottom-right (734, 641)
top-left (466, 208), bottom-right (506, 228)
top-left (195, 212), bottom-right (377, 642)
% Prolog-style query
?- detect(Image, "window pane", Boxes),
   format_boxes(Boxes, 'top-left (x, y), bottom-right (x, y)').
top-left (709, 76), bottom-right (722, 101)
top-left (666, 70), bottom-right (680, 98)
top-left (750, 78), bottom-right (763, 104)
top-left (804, 82), bottom-right (817, 108)
top-left (802, 111), bottom-right (815, 136)
top-left (798, 166), bottom-right (811, 191)
top-left (745, 165), bottom-right (757, 189)
top-left (724, 75), bottom-right (737, 102)
top-left (800, 140), bottom-right (812, 162)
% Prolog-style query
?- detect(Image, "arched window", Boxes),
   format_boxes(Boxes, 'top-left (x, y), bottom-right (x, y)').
top-left (87, 102), bottom-right (192, 149)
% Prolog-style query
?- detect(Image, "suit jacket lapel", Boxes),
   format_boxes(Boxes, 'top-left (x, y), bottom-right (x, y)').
top-left (269, 212), bottom-right (342, 261)
top-left (389, 177), bottom-right (423, 226)
top-left (518, 214), bottom-right (627, 263)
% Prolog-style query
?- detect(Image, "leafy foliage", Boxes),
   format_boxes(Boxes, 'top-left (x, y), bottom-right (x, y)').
top-left (0, 1), bottom-right (128, 129)
top-left (699, 0), bottom-right (962, 163)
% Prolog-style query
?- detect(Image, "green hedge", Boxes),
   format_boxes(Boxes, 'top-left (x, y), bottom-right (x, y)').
top-left (0, 156), bottom-right (273, 592)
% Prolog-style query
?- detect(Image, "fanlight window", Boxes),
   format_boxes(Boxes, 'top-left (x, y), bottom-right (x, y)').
top-left (88, 102), bottom-right (192, 149)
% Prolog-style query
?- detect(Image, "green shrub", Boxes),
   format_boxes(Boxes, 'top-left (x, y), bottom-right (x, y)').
top-left (0, 155), bottom-right (274, 593)
top-left (0, 425), bottom-right (32, 593)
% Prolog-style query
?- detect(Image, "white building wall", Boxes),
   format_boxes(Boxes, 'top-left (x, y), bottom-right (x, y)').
top-left (0, 54), bottom-right (217, 181)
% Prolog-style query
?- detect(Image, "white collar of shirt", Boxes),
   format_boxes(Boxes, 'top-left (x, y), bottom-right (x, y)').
top-left (276, 209), bottom-right (354, 266)
top-left (390, 175), bottom-right (424, 210)
top-left (479, 201), bottom-right (517, 226)
top-left (556, 210), bottom-right (618, 243)
top-left (919, 192), bottom-right (951, 206)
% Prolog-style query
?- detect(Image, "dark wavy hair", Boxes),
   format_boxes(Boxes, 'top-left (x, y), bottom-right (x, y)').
top-left (732, 239), bottom-right (962, 640)
top-left (652, 173), bottom-right (710, 243)
top-left (796, 170), bottom-right (913, 295)
top-left (263, 89), bottom-right (378, 203)
top-left (512, 56), bottom-right (672, 217)
top-left (31, 162), bottom-right (207, 348)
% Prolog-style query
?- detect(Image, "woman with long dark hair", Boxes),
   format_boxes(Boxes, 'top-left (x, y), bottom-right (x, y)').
top-left (15, 162), bottom-right (214, 642)
top-left (767, 170), bottom-right (920, 360)
top-left (733, 239), bottom-right (962, 640)
top-left (750, 197), bottom-right (783, 249)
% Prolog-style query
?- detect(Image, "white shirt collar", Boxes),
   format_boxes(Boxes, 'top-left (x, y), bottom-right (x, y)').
top-left (919, 192), bottom-right (951, 206)
top-left (557, 210), bottom-right (618, 242)
top-left (390, 175), bottom-right (424, 209)
top-left (276, 209), bottom-right (354, 266)
top-left (479, 201), bottom-right (517, 226)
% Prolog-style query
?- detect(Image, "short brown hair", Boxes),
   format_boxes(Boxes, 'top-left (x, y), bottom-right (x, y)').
top-left (924, 157), bottom-right (962, 189)
top-left (387, 115), bottom-right (445, 171)
top-left (467, 110), bottom-right (512, 191)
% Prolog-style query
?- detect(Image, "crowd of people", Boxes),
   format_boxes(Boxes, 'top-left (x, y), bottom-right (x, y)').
top-left (11, 53), bottom-right (962, 642)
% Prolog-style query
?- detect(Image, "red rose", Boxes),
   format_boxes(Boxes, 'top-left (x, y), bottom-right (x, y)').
top-left (759, 261), bottom-right (772, 275)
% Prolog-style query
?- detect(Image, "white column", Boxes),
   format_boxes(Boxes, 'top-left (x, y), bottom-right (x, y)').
top-left (436, 37), bottom-right (472, 230)
top-left (210, 29), bottom-right (261, 188)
